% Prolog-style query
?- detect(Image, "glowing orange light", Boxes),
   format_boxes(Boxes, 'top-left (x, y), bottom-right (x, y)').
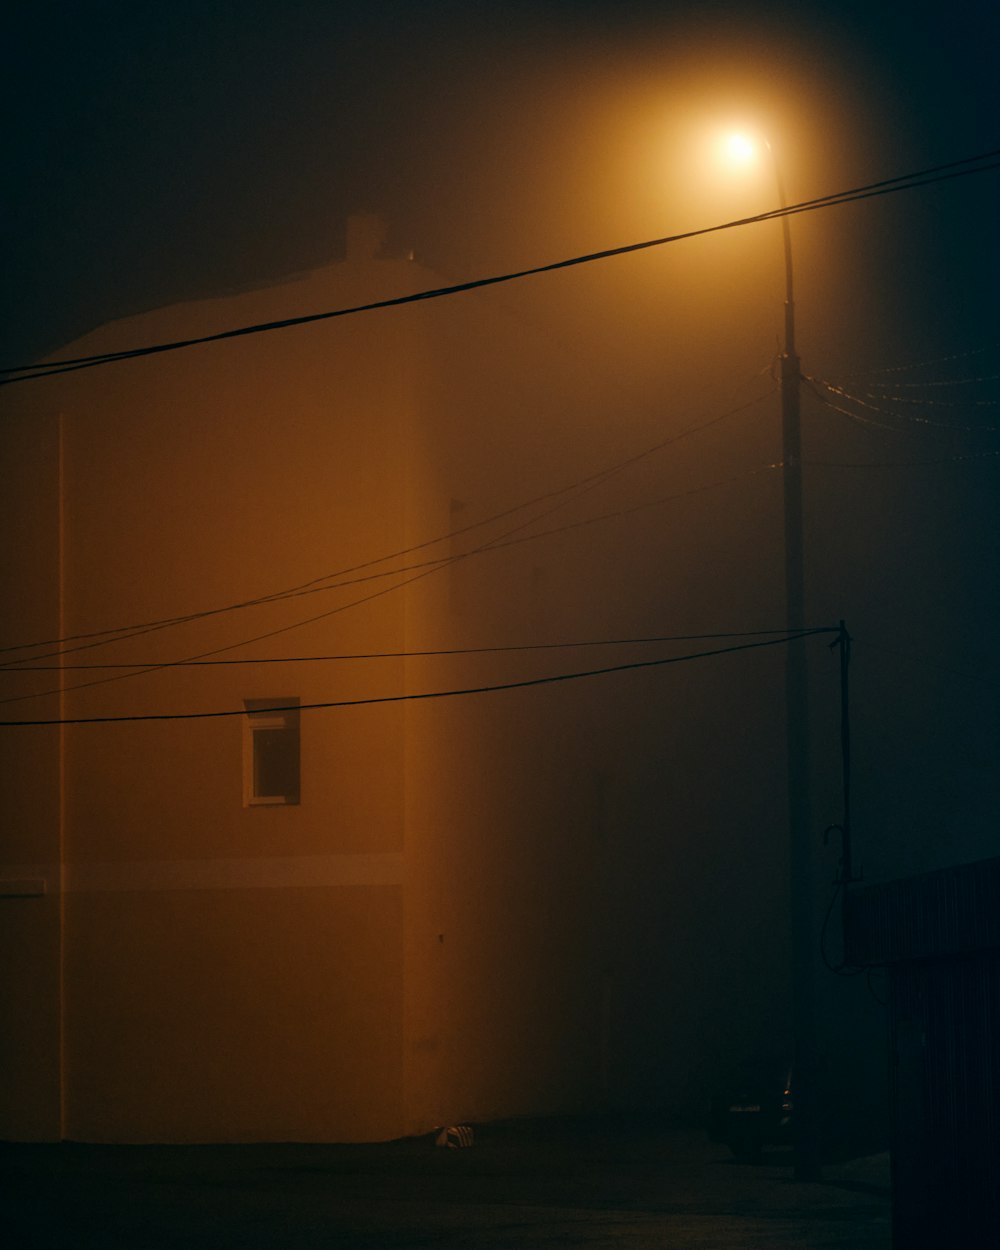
top-left (724, 132), bottom-right (757, 165)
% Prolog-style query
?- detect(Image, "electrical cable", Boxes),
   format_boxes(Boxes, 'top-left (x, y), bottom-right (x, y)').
top-left (805, 451), bottom-right (1000, 467)
top-left (864, 375), bottom-right (998, 393)
top-left (3, 627), bottom-right (810, 670)
top-left (3, 150), bottom-right (998, 386)
top-left (0, 627), bottom-right (838, 727)
top-left (848, 388), bottom-right (998, 408)
top-left (807, 375), bottom-right (1000, 433)
top-left (806, 378), bottom-right (1000, 441)
top-left (0, 451), bottom-right (779, 708)
top-left (0, 388), bottom-right (775, 666)
top-left (841, 343), bottom-right (1000, 380)
top-left (0, 446), bottom-right (783, 709)
top-left (439, 462), bottom-right (777, 554)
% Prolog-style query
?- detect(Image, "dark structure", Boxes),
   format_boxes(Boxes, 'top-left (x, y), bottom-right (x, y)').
top-left (846, 856), bottom-right (1000, 1249)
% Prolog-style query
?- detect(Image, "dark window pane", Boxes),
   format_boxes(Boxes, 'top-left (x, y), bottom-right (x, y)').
top-left (253, 726), bottom-right (299, 801)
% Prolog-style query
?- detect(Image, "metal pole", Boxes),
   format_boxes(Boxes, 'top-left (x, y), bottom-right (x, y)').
top-left (771, 148), bottom-right (821, 1182)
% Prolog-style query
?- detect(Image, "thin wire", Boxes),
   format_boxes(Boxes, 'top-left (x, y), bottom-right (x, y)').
top-left (0, 463), bottom-right (609, 658)
top-left (842, 343), bottom-right (1000, 379)
top-left (0, 628), bottom-right (838, 727)
top-left (0, 523), bottom-right (514, 705)
top-left (0, 467), bottom-right (783, 693)
top-left (3, 150), bottom-right (999, 386)
top-left (0, 453), bottom-right (778, 708)
top-left (806, 451), bottom-right (1000, 467)
top-left (807, 381), bottom-right (1000, 443)
top-left (864, 375), bottom-right (999, 394)
top-left (851, 388), bottom-right (998, 407)
top-left (0, 388), bottom-right (774, 666)
top-left (808, 375), bottom-right (1000, 433)
top-left (472, 463), bottom-right (777, 552)
top-left (4, 628), bottom-right (806, 670)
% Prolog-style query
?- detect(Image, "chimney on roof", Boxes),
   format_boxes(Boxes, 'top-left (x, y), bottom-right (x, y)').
top-left (346, 212), bottom-right (388, 261)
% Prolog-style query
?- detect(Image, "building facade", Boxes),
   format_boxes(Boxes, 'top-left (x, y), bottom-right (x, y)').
top-left (1, 230), bottom-right (803, 1143)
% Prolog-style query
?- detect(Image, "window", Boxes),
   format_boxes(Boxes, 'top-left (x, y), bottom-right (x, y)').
top-left (243, 698), bottom-right (300, 806)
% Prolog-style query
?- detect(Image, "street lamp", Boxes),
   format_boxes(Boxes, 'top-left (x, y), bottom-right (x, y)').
top-left (722, 132), bottom-right (819, 1182)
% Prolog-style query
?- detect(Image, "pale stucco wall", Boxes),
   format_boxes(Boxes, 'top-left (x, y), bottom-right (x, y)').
top-left (0, 408), bottom-right (63, 1139)
top-left (2, 259), bottom-right (429, 1142)
top-left (1, 252), bottom-right (803, 1144)
top-left (63, 885), bottom-right (403, 1142)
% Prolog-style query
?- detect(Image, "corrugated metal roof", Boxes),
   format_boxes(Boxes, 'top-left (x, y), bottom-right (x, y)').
top-left (845, 855), bottom-right (1000, 965)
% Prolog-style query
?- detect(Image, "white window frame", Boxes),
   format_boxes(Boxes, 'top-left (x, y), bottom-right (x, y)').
top-left (242, 698), bottom-right (300, 807)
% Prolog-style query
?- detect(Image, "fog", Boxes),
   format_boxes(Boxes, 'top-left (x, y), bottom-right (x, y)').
top-left (2, 0), bottom-right (998, 1156)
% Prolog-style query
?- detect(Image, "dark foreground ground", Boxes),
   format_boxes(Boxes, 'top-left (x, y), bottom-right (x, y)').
top-left (1, 1117), bottom-right (890, 1249)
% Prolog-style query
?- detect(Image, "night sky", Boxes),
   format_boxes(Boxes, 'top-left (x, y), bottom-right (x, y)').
top-left (4, 1), bottom-right (997, 363)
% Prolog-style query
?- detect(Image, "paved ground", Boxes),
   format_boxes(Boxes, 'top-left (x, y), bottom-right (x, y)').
top-left (2, 1117), bottom-right (891, 1249)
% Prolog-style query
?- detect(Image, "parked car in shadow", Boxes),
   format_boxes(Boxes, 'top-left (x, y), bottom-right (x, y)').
top-left (709, 1058), bottom-right (793, 1162)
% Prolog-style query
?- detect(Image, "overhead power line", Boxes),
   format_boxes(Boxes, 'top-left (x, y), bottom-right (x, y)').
top-left (2, 149), bottom-right (998, 386)
top-left (0, 451), bottom-right (778, 709)
top-left (806, 375), bottom-right (1000, 433)
top-left (0, 628), bottom-right (838, 727)
top-left (0, 447), bottom-right (781, 711)
top-left (806, 451), bottom-right (1000, 468)
top-left (0, 388), bottom-right (774, 667)
top-left (1, 628), bottom-right (807, 670)
top-left (841, 343), bottom-right (1000, 380)
top-left (865, 375), bottom-right (999, 393)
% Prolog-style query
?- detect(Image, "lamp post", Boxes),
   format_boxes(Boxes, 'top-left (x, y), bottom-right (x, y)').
top-left (773, 145), bottom-right (821, 1185)
top-left (726, 133), bottom-right (820, 1181)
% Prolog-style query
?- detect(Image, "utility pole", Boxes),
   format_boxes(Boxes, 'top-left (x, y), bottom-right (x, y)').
top-left (775, 157), bottom-right (821, 1182)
